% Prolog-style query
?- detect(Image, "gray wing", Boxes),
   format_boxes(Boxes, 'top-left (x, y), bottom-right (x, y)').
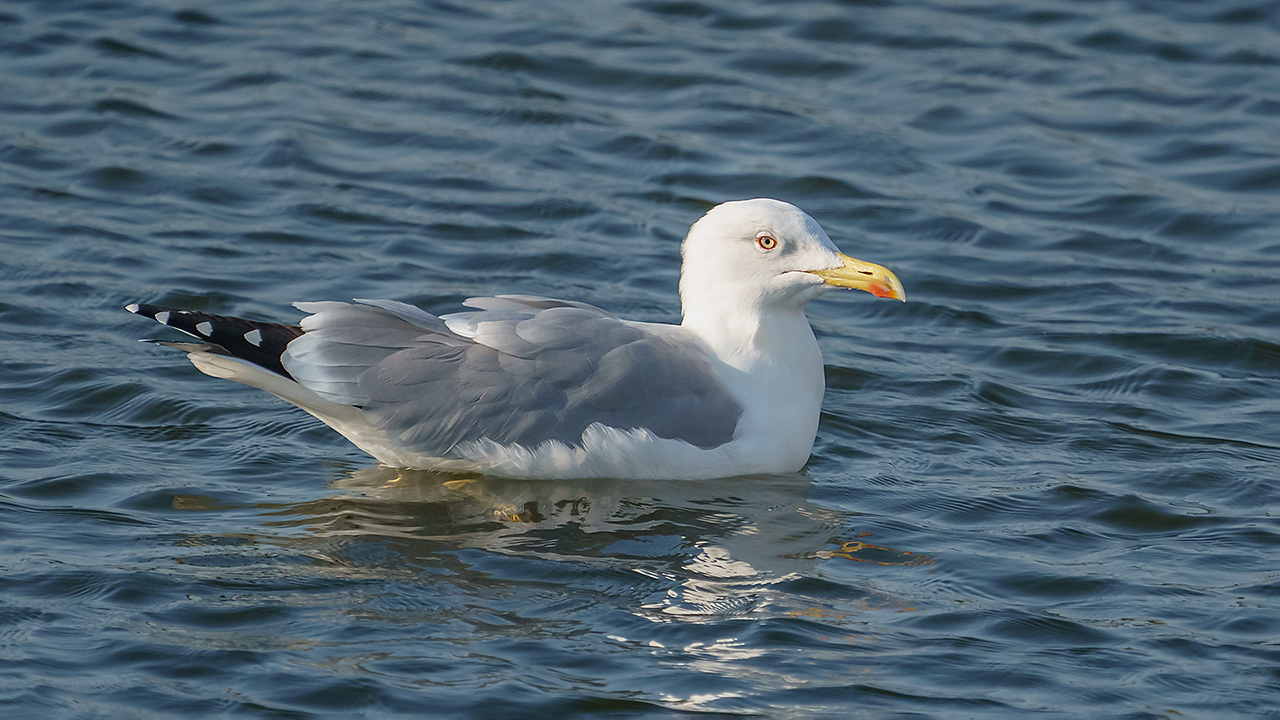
top-left (282, 296), bottom-right (743, 456)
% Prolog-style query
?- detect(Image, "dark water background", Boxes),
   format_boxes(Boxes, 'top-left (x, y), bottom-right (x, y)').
top-left (2, 0), bottom-right (1279, 717)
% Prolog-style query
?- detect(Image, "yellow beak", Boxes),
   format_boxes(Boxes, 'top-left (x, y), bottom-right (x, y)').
top-left (811, 253), bottom-right (906, 301)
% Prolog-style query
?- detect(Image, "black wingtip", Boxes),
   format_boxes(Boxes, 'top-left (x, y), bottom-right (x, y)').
top-left (126, 302), bottom-right (175, 323)
top-left (125, 302), bottom-right (303, 380)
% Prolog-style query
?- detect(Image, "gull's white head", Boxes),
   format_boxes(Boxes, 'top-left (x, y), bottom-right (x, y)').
top-left (679, 198), bottom-right (905, 322)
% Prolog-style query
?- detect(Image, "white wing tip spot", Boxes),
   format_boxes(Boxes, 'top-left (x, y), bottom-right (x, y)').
top-left (125, 303), bottom-right (140, 314)
top-left (196, 321), bottom-right (214, 336)
top-left (244, 328), bottom-right (263, 346)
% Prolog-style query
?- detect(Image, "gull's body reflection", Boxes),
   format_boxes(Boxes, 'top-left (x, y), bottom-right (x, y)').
top-left (162, 467), bottom-right (930, 714)
top-left (255, 467), bottom-right (924, 621)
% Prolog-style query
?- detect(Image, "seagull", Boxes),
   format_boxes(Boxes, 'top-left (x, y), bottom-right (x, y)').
top-left (127, 198), bottom-right (905, 480)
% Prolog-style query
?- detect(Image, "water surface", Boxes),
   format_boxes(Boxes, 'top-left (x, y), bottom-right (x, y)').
top-left (2, 0), bottom-right (1278, 717)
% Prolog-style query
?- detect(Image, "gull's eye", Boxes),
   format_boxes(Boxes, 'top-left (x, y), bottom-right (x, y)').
top-left (756, 235), bottom-right (778, 251)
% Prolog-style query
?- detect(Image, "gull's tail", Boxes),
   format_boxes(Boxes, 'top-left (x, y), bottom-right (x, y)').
top-left (124, 301), bottom-right (428, 468)
top-left (125, 303), bottom-right (303, 379)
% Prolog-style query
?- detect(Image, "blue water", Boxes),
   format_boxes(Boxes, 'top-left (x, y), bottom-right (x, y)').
top-left (2, 0), bottom-right (1279, 717)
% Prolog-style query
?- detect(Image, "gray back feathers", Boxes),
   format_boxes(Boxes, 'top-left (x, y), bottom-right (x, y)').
top-left (282, 297), bottom-right (743, 456)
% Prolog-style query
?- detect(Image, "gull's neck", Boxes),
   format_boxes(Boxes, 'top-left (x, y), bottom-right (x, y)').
top-left (681, 291), bottom-right (821, 377)
top-left (680, 285), bottom-right (827, 472)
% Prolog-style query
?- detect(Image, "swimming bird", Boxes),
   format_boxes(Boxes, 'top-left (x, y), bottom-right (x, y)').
top-left (126, 198), bottom-right (904, 479)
